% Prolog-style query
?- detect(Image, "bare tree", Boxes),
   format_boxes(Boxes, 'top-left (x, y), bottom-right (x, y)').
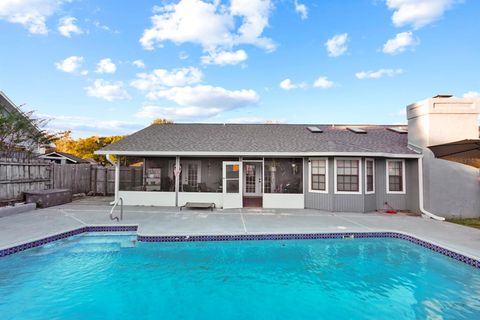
top-left (0, 110), bottom-right (57, 157)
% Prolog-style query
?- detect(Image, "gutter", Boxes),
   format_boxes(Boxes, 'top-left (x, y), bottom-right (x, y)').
top-left (418, 156), bottom-right (445, 221)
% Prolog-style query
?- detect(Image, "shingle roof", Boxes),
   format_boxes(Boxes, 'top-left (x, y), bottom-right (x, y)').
top-left (43, 151), bottom-right (91, 163)
top-left (98, 123), bottom-right (418, 156)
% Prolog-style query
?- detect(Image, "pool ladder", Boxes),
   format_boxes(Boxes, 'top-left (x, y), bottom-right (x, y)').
top-left (110, 197), bottom-right (123, 222)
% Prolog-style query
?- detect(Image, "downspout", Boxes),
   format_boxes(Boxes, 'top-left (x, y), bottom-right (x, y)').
top-left (106, 154), bottom-right (120, 204)
top-left (418, 156), bottom-right (445, 221)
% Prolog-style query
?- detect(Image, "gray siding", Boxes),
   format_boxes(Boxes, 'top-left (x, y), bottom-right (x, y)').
top-left (304, 158), bottom-right (333, 211)
top-left (405, 159), bottom-right (420, 213)
top-left (364, 194), bottom-right (377, 212)
top-left (305, 157), bottom-right (419, 213)
top-left (375, 159), bottom-right (406, 210)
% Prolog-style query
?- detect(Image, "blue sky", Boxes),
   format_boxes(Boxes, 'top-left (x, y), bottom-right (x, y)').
top-left (0, 0), bottom-right (479, 137)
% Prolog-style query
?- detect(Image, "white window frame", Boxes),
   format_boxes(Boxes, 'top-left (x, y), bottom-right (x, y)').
top-left (365, 158), bottom-right (375, 194)
top-left (334, 157), bottom-right (362, 195)
top-left (386, 159), bottom-right (406, 194)
top-left (308, 158), bottom-right (328, 194)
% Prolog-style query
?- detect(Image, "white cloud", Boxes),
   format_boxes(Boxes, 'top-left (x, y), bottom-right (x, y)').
top-left (313, 76), bottom-right (334, 89)
top-left (132, 59), bottom-right (146, 69)
top-left (325, 33), bottom-right (348, 57)
top-left (58, 16), bottom-right (82, 37)
top-left (279, 79), bottom-right (305, 90)
top-left (139, 0), bottom-right (275, 53)
top-left (463, 91), bottom-right (480, 99)
top-left (385, 0), bottom-right (456, 29)
top-left (201, 49), bottom-right (248, 66)
top-left (0, 0), bottom-right (61, 34)
top-left (135, 84), bottom-right (258, 119)
top-left (92, 20), bottom-right (118, 34)
top-left (355, 68), bottom-right (404, 79)
top-left (55, 56), bottom-right (84, 73)
top-left (130, 67), bottom-right (203, 94)
top-left (41, 114), bottom-right (143, 137)
top-left (383, 31), bottom-right (418, 55)
top-left (136, 105), bottom-right (223, 119)
top-left (294, 1), bottom-right (308, 20)
top-left (96, 58), bottom-right (117, 74)
top-left (147, 85), bottom-right (259, 110)
top-left (226, 116), bottom-right (286, 124)
top-left (86, 79), bottom-right (131, 102)
top-left (136, 85), bottom-right (258, 119)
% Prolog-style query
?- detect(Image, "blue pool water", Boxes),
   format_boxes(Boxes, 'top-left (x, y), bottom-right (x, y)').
top-left (1, 234), bottom-right (480, 319)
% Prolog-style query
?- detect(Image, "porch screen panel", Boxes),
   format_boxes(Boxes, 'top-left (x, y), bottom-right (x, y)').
top-left (119, 157), bottom-right (176, 192)
top-left (180, 158), bottom-right (235, 192)
top-left (264, 158), bottom-right (303, 194)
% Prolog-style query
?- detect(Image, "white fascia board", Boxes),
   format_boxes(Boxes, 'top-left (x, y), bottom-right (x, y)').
top-left (95, 150), bottom-right (422, 158)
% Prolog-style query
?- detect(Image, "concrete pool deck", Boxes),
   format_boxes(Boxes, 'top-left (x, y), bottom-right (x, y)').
top-left (1, 197), bottom-right (480, 260)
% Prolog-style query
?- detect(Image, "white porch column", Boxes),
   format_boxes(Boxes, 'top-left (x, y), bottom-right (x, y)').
top-left (106, 154), bottom-right (120, 202)
top-left (175, 156), bottom-right (180, 207)
top-left (114, 159), bottom-right (120, 202)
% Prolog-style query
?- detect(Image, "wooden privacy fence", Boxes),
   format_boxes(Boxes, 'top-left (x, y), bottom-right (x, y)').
top-left (0, 157), bottom-right (143, 202)
top-left (0, 157), bottom-right (51, 202)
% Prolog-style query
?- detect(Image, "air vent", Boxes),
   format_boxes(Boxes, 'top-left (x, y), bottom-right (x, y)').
top-left (307, 126), bottom-right (323, 133)
top-left (387, 127), bottom-right (408, 134)
top-left (347, 127), bottom-right (366, 134)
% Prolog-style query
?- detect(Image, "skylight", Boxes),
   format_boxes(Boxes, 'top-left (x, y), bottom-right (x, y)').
top-left (307, 126), bottom-right (323, 133)
top-left (387, 127), bottom-right (408, 134)
top-left (347, 127), bottom-right (366, 134)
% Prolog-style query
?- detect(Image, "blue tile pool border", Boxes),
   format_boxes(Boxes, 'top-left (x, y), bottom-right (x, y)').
top-left (1, 228), bottom-right (479, 269)
top-left (0, 225), bottom-right (138, 257)
top-left (138, 232), bottom-right (480, 269)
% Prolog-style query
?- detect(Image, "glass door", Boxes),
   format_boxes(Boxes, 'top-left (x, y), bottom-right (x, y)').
top-left (243, 163), bottom-right (262, 197)
top-left (222, 161), bottom-right (242, 208)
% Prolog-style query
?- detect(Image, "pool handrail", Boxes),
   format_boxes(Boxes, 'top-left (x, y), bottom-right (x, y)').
top-left (109, 197), bottom-right (123, 222)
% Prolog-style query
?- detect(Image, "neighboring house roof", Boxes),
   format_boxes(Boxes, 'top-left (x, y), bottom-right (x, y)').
top-left (40, 151), bottom-right (91, 163)
top-left (0, 91), bottom-right (43, 137)
top-left (97, 123), bottom-right (419, 157)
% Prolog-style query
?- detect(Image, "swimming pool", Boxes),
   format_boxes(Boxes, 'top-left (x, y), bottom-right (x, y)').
top-left (1, 233), bottom-right (479, 319)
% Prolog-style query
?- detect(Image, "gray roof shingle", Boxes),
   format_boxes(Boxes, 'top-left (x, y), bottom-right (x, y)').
top-left (98, 123), bottom-right (418, 155)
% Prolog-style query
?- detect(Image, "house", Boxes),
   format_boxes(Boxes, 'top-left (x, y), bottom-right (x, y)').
top-left (96, 96), bottom-right (480, 219)
top-left (0, 91), bottom-right (51, 155)
top-left (39, 151), bottom-right (95, 165)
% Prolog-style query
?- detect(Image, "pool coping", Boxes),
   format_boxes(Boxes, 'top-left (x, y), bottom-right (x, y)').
top-left (0, 225), bottom-right (479, 269)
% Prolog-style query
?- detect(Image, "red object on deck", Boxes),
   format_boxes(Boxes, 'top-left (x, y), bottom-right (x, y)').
top-left (386, 210), bottom-right (397, 214)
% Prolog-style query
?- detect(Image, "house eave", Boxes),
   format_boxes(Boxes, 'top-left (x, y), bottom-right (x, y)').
top-left (95, 150), bottom-right (422, 158)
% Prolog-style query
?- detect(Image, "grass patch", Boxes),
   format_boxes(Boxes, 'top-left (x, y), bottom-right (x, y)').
top-left (447, 218), bottom-right (480, 229)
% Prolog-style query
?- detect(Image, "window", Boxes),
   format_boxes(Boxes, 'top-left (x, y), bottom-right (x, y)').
top-left (309, 158), bottom-right (328, 193)
top-left (365, 159), bottom-right (375, 194)
top-left (264, 158), bottom-right (303, 194)
top-left (335, 158), bottom-right (361, 194)
top-left (387, 160), bottom-right (405, 193)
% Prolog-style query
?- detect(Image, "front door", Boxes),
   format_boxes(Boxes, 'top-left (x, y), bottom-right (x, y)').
top-left (222, 161), bottom-right (242, 209)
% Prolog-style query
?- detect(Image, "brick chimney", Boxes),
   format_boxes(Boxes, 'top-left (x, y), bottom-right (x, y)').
top-left (407, 95), bottom-right (480, 148)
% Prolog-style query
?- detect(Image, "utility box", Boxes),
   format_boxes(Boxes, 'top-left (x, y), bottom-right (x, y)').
top-left (24, 189), bottom-right (72, 208)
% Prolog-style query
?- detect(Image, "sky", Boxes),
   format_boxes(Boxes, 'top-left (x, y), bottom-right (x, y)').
top-left (0, 0), bottom-right (479, 137)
